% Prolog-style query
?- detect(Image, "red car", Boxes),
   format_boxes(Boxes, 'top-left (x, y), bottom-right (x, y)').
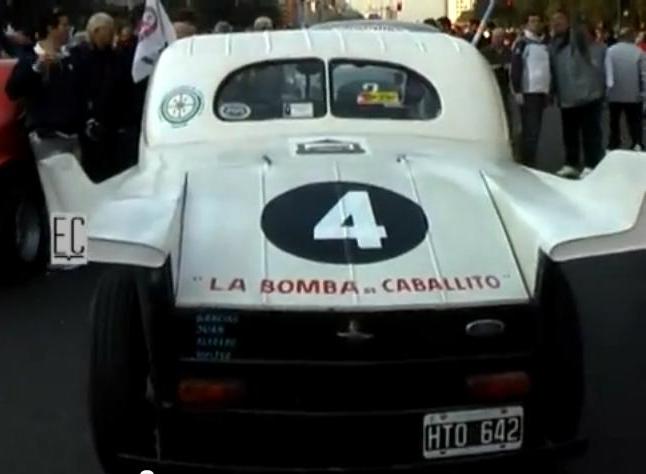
top-left (0, 59), bottom-right (48, 283)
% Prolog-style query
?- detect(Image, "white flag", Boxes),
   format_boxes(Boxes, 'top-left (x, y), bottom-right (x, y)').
top-left (132, 0), bottom-right (176, 83)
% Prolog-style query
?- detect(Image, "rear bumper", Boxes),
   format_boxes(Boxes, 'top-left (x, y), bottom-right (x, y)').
top-left (116, 406), bottom-right (586, 473)
top-left (118, 438), bottom-right (587, 473)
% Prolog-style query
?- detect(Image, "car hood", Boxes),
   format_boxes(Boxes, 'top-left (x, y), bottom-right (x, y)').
top-left (176, 151), bottom-right (529, 309)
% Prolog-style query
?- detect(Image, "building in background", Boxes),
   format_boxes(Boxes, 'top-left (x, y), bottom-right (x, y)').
top-left (398, 0), bottom-right (447, 22)
top-left (448, 0), bottom-right (475, 22)
top-left (346, 0), bottom-right (447, 22)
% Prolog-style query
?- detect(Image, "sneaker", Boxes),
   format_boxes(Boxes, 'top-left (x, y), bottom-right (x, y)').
top-left (633, 145), bottom-right (643, 152)
top-left (556, 165), bottom-right (580, 179)
top-left (580, 167), bottom-right (593, 179)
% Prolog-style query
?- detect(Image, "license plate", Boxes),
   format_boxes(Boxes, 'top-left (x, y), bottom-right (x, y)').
top-left (423, 406), bottom-right (524, 459)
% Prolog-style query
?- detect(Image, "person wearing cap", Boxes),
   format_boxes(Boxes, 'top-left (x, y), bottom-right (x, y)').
top-left (605, 27), bottom-right (646, 152)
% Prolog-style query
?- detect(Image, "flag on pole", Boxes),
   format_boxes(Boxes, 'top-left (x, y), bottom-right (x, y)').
top-left (132, 0), bottom-right (177, 83)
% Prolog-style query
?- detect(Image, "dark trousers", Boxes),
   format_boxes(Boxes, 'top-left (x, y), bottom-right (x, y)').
top-left (81, 126), bottom-right (139, 182)
top-left (561, 99), bottom-right (604, 169)
top-left (520, 93), bottom-right (547, 167)
top-left (608, 102), bottom-right (643, 150)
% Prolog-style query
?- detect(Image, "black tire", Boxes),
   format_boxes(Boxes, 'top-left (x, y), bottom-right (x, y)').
top-left (0, 187), bottom-right (48, 284)
top-left (88, 267), bottom-right (156, 473)
top-left (537, 259), bottom-right (585, 444)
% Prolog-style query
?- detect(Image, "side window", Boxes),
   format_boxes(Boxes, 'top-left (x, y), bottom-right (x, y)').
top-left (215, 59), bottom-right (327, 121)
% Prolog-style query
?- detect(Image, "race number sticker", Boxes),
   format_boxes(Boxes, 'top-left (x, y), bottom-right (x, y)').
top-left (357, 90), bottom-right (401, 106)
top-left (261, 182), bottom-right (429, 264)
top-left (160, 86), bottom-right (204, 127)
top-left (356, 82), bottom-right (401, 107)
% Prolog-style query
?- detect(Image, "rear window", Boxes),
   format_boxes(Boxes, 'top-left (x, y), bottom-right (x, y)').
top-left (215, 59), bottom-right (326, 121)
top-left (330, 60), bottom-right (441, 120)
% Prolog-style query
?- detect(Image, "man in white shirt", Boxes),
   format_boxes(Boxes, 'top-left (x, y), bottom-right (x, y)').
top-left (510, 12), bottom-right (552, 168)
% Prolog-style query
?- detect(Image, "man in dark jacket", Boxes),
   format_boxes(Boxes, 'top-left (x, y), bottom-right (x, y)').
top-left (110, 4), bottom-right (148, 174)
top-left (75, 12), bottom-right (118, 182)
top-left (5, 7), bottom-right (83, 164)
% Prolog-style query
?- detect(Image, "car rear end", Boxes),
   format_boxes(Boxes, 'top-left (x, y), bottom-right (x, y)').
top-left (129, 295), bottom-right (584, 472)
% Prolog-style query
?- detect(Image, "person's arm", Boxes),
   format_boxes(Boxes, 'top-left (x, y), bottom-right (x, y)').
top-left (639, 50), bottom-right (646, 103)
top-left (510, 39), bottom-right (525, 94)
top-left (5, 55), bottom-right (44, 101)
top-left (605, 48), bottom-right (614, 92)
top-left (548, 43), bottom-right (558, 102)
top-left (571, 22), bottom-right (590, 58)
top-left (0, 28), bottom-right (12, 56)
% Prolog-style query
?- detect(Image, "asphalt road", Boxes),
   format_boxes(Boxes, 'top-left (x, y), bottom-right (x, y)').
top-left (0, 106), bottom-right (644, 474)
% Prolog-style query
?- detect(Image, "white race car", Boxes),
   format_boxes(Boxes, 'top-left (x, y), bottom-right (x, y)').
top-left (37, 29), bottom-right (646, 472)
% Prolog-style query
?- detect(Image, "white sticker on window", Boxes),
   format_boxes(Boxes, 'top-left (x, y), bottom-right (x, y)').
top-left (284, 102), bottom-right (314, 118)
top-left (219, 103), bottom-right (251, 120)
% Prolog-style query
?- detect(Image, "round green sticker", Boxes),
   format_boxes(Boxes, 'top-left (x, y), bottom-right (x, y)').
top-left (161, 86), bottom-right (204, 126)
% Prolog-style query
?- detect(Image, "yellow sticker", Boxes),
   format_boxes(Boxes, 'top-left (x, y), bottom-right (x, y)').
top-left (356, 91), bottom-right (401, 106)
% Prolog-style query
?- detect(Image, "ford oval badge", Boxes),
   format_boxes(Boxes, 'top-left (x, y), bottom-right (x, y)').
top-left (465, 319), bottom-right (506, 338)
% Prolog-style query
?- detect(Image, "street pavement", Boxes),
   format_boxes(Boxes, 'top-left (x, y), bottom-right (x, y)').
top-left (0, 106), bottom-right (645, 474)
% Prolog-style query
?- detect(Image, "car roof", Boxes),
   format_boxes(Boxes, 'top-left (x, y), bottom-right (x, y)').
top-left (146, 29), bottom-right (506, 147)
top-left (172, 29), bottom-right (460, 60)
top-left (309, 20), bottom-right (440, 33)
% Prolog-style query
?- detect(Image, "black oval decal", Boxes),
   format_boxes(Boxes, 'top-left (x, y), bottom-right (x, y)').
top-left (261, 182), bottom-right (429, 264)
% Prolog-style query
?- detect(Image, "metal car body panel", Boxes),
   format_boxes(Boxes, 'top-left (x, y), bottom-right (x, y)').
top-left (33, 30), bottom-right (646, 309)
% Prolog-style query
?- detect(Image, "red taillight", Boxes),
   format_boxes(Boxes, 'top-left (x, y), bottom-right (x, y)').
top-left (178, 379), bottom-right (245, 406)
top-left (466, 372), bottom-right (531, 401)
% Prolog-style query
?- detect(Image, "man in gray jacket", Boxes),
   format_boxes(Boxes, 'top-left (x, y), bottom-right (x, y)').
top-left (550, 11), bottom-right (606, 179)
top-left (605, 28), bottom-right (646, 151)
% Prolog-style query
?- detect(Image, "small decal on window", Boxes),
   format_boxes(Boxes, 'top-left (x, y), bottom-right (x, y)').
top-left (219, 102), bottom-right (252, 120)
top-left (283, 102), bottom-right (314, 119)
top-left (357, 90), bottom-right (401, 107)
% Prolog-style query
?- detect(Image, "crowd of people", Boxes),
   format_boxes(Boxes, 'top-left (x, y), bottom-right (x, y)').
top-left (445, 11), bottom-right (646, 179)
top-left (0, 5), bottom-right (276, 183)
top-left (2, 5), bottom-right (646, 182)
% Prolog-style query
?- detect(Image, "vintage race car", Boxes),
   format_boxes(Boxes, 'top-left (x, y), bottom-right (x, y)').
top-left (33, 29), bottom-right (646, 472)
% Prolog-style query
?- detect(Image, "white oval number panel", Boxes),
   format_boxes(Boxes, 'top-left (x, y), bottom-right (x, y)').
top-left (161, 87), bottom-right (203, 125)
top-left (261, 182), bottom-right (429, 264)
